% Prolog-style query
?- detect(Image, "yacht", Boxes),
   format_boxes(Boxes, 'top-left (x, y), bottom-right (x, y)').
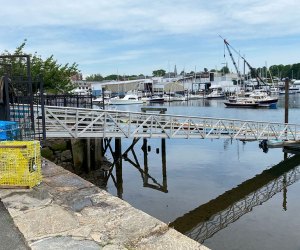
top-left (110, 93), bottom-right (143, 105)
top-left (279, 85), bottom-right (299, 94)
top-left (141, 95), bottom-right (164, 103)
top-left (224, 97), bottom-right (259, 108)
top-left (248, 90), bottom-right (278, 105)
top-left (269, 87), bottom-right (280, 95)
top-left (206, 88), bottom-right (225, 99)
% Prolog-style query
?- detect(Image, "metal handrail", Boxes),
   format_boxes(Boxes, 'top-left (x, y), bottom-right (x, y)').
top-left (42, 106), bottom-right (300, 141)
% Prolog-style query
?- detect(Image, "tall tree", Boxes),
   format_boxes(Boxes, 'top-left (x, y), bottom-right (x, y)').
top-left (0, 40), bottom-right (79, 94)
top-left (152, 69), bottom-right (166, 77)
top-left (86, 74), bottom-right (103, 81)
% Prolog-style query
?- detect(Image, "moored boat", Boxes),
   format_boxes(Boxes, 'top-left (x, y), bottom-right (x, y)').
top-left (149, 95), bottom-right (164, 103)
top-left (206, 88), bottom-right (225, 99)
top-left (224, 98), bottom-right (259, 108)
top-left (110, 93), bottom-right (143, 105)
top-left (248, 90), bottom-right (278, 105)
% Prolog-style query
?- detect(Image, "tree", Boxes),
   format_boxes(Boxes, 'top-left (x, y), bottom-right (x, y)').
top-left (152, 69), bottom-right (166, 77)
top-left (0, 40), bottom-right (79, 94)
top-left (86, 74), bottom-right (103, 81)
top-left (104, 74), bottom-right (120, 81)
top-left (220, 66), bottom-right (229, 74)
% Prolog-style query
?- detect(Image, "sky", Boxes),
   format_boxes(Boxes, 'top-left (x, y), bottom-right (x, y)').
top-left (1, 0), bottom-right (300, 78)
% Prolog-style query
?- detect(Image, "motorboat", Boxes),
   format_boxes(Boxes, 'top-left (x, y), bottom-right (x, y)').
top-left (248, 90), bottom-right (278, 105)
top-left (279, 85), bottom-right (299, 94)
top-left (224, 97), bottom-right (259, 108)
top-left (110, 93), bottom-right (143, 105)
top-left (163, 93), bottom-right (186, 102)
top-left (141, 95), bottom-right (164, 103)
top-left (92, 94), bottom-right (111, 105)
top-left (269, 87), bottom-right (280, 95)
top-left (206, 88), bottom-right (225, 99)
top-left (149, 95), bottom-right (164, 103)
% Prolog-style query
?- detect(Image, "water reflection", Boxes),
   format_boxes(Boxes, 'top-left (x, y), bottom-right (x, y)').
top-left (169, 154), bottom-right (300, 243)
top-left (100, 137), bottom-right (300, 244)
top-left (101, 138), bottom-right (168, 199)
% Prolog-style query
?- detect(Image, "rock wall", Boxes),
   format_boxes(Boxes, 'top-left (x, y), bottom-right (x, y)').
top-left (41, 139), bottom-right (103, 174)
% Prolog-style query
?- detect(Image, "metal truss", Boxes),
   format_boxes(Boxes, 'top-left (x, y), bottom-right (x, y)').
top-left (43, 106), bottom-right (300, 141)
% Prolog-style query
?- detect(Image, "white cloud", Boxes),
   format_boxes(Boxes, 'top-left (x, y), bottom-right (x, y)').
top-left (0, 0), bottom-right (300, 75)
top-left (1, 0), bottom-right (299, 37)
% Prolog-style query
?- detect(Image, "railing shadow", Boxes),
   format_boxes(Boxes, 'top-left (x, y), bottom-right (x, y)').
top-left (169, 153), bottom-right (300, 243)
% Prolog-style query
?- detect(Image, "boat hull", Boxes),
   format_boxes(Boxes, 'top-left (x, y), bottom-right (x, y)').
top-left (110, 100), bottom-right (143, 105)
top-left (224, 102), bottom-right (259, 108)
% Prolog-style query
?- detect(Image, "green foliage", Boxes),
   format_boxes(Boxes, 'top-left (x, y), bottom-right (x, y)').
top-left (220, 66), bottom-right (229, 74)
top-left (0, 40), bottom-right (79, 94)
top-left (104, 74), bottom-right (120, 81)
top-left (264, 63), bottom-right (300, 80)
top-left (152, 69), bottom-right (166, 77)
top-left (86, 74), bottom-right (103, 81)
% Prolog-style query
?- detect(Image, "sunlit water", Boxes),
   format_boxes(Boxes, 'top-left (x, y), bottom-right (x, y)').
top-left (99, 95), bottom-right (300, 250)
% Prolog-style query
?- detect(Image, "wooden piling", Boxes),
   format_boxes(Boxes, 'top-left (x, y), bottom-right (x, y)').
top-left (94, 138), bottom-right (103, 168)
top-left (285, 77), bottom-right (289, 123)
top-left (86, 138), bottom-right (91, 173)
top-left (115, 138), bottom-right (123, 198)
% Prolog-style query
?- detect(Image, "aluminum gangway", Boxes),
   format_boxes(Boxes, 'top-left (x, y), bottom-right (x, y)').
top-left (42, 106), bottom-right (300, 141)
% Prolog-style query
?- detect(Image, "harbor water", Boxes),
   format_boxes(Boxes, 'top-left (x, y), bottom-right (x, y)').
top-left (99, 95), bottom-right (300, 250)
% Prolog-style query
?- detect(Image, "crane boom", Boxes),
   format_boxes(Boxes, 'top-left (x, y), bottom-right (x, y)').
top-left (223, 39), bottom-right (241, 78)
top-left (219, 35), bottom-right (266, 87)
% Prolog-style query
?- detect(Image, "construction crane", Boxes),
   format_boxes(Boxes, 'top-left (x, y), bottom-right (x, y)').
top-left (220, 35), bottom-right (241, 79)
top-left (219, 35), bottom-right (266, 87)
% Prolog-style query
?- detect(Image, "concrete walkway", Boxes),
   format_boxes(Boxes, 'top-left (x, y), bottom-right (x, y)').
top-left (0, 201), bottom-right (29, 250)
top-left (0, 159), bottom-right (209, 250)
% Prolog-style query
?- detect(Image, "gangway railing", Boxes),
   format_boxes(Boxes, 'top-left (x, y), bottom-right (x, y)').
top-left (42, 106), bottom-right (300, 141)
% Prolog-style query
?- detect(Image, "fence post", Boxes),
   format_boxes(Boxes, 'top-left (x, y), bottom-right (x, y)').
top-left (0, 75), bottom-right (10, 121)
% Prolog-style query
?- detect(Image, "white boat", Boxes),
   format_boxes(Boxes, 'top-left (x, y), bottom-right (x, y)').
top-left (270, 87), bottom-right (280, 95)
top-left (279, 85), bottom-right (299, 94)
top-left (248, 90), bottom-right (278, 105)
top-left (163, 93), bottom-right (186, 102)
top-left (110, 93), bottom-right (143, 105)
top-left (206, 88), bottom-right (225, 99)
top-left (141, 95), bottom-right (164, 103)
top-left (187, 92), bottom-right (205, 100)
top-left (149, 95), bottom-right (164, 103)
top-left (92, 94), bottom-right (111, 105)
top-left (224, 97), bottom-right (259, 108)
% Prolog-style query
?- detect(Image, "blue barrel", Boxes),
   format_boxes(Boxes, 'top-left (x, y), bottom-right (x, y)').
top-left (0, 121), bottom-right (19, 140)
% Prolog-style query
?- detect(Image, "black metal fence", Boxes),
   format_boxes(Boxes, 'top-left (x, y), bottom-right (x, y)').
top-left (42, 94), bottom-right (93, 108)
top-left (5, 74), bottom-right (45, 141)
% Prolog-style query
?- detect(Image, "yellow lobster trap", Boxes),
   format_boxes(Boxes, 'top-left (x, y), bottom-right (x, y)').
top-left (0, 141), bottom-right (42, 188)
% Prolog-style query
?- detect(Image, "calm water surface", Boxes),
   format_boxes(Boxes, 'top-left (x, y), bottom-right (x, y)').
top-left (101, 95), bottom-right (300, 250)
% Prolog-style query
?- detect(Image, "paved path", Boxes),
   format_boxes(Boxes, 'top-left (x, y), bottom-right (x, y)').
top-left (0, 200), bottom-right (29, 250)
top-left (0, 159), bottom-right (209, 250)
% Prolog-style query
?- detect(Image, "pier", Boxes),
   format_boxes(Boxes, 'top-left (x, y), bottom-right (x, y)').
top-left (41, 105), bottom-right (300, 142)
